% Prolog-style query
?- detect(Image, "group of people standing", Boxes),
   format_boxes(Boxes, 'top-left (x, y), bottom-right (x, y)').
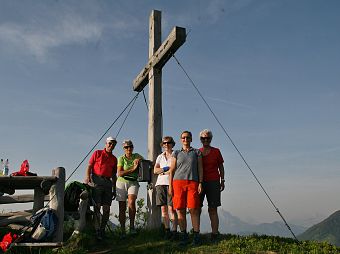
top-left (84, 129), bottom-right (225, 246)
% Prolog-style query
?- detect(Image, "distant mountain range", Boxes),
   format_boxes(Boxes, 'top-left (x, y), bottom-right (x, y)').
top-left (199, 209), bottom-right (307, 237)
top-left (298, 210), bottom-right (340, 246)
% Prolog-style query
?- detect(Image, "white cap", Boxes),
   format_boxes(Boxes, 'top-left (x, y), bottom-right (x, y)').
top-left (106, 136), bottom-right (116, 143)
top-left (122, 139), bottom-right (133, 147)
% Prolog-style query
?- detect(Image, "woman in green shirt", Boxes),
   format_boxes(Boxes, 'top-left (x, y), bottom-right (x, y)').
top-left (116, 139), bottom-right (144, 235)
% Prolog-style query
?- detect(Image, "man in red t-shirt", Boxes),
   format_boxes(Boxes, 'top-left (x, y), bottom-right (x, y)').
top-left (199, 129), bottom-right (225, 242)
top-left (85, 136), bottom-right (117, 240)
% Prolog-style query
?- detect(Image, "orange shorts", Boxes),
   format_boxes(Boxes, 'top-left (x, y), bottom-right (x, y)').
top-left (172, 180), bottom-right (200, 210)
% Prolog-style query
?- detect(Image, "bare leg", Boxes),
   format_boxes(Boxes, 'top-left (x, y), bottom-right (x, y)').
top-left (119, 201), bottom-right (127, 231)
top-left (169, 205), bottom-right (178, 232)
top-left (176, 209), bottom-right (187, 232)
top-left (161, 205), bottom-right (170, 229)
top-left (128, 194), bottom-right (137, 229)
top-left (189, 208), bottom-right (200, 232)
top-left (208, 207), bottom-right (219, 234)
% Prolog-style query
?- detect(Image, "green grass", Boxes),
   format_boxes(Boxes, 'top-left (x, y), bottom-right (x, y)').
top-left (56, 230), bottom-right (340, 254)
top-left (60, 230), bottom-right (340, 254)
top-left (4, 229), bottom-right (340, 254)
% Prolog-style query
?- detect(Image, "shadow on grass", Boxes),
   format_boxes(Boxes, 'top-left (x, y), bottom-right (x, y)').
top-left (63, 229), bottom-right (232, 254)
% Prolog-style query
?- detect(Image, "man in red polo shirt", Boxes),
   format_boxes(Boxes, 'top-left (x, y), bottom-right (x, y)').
top-left (85, 136), bottom-right (118, 240)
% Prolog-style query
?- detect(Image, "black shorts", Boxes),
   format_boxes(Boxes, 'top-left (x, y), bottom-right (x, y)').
top-left (92, 174), bottom-right (113, 206)
top-left (155, 185), bottom-right (173, 207)
top-left (200, 180), bottom-right (221, 208)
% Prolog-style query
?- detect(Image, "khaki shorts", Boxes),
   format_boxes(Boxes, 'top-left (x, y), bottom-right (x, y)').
top-left (116, 180), bottom-right (139, 201)
top-left (155, 185), bottom-right (173, 207)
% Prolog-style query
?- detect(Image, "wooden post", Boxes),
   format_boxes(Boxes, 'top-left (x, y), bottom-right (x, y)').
top-left (74, 190), bottom-right (89, 233)
top-left (50, 167), bottom-right (65, 243)
top-left (146, 10), bottom-right (162, 229)
top-left (132, 10), bottom-right (186, 229)
top-left (33, 187), bottom-right (45, 213)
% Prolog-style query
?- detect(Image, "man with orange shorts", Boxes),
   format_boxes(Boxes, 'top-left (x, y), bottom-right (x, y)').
top-left (169, 131), bottom-right (203, 246)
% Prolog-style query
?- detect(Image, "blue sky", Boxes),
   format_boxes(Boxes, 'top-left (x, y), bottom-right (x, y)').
top-left (0, 0), bottom-right (339, 227)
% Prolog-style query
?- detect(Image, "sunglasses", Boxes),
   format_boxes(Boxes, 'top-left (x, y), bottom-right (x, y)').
top-left (124, 146), bottom-right (133, 149)
top-left (108, 142), bottom-right (116, 145)
top-left (181, 136), bottom-right (191, 140)
top-left (200, 137), bottom-right (211, 141)
top-left (163, 141), bottom-right (172, 145)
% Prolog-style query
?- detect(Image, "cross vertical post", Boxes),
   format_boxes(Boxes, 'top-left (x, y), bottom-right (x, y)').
top-left (147, 10), bottom-right (162, 229)
top-left (133, 10), bottom-right (186, 229)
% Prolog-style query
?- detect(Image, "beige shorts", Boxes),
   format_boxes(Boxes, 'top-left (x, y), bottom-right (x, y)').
top-left (116, 180), bottom-right (139, 201)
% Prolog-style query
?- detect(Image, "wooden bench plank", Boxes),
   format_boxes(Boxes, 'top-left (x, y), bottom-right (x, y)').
top-left (0, 176), bottom-right (57, 190)
top-left (0, 194), bottom-right (49, 204)
top-left (12, 242), bottom-right (63, 247)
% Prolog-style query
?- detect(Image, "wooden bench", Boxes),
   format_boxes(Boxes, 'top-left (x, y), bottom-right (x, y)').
top-left (0, 167), bottom-right (65, 245)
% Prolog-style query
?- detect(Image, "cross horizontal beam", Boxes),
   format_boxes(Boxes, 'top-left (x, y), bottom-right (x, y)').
top-left (133, 26), bottom-right (186, 92)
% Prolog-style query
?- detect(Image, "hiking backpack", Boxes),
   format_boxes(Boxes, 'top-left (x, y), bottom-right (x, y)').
top-left (30, 208), bottom-right (58, 241)
top-left (64, 181), bottom-right (91, 212)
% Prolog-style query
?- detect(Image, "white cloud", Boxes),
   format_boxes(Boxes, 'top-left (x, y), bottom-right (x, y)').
top-left (207, 95), bottom-right (255, 110)
top-left (0, 14), bottom-right (103, 62)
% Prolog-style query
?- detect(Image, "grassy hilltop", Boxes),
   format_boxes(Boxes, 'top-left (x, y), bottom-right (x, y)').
top-left (3, 200), bottom-right (340, 254)
top-left (3, 229), bottom-right (340, 254)
top-left (61, 230), bottom-right (340, 254)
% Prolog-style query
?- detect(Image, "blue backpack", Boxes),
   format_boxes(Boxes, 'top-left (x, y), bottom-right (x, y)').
top-left (30, 208), bottom-right (58, 241)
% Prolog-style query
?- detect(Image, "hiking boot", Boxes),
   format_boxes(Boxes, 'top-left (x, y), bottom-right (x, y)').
top-left (192, 232), bottom-right (201, 246)
top-left (164, 229), bottom-right (172, 240)
top-left (178, 231), bottom-right (189, 247)
top-left (95, 230), bottom-right (102, 241)
top-left (129, 228), bottom-right (137, 235)
top-left (100, 229), bottom-right (106, 239)
top-left (119, 231), bottom-right (126, 240)
top-left (211, 232), bottom-right (219, 243)
top-left (170, 231), bottom-right (178, 241)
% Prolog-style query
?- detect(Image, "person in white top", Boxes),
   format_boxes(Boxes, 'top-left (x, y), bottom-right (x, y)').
top-left (154, 136), bottom-right (178, 239)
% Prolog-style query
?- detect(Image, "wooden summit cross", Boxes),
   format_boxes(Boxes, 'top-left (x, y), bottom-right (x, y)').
top-left (133, 10), bottom-right (186, 228)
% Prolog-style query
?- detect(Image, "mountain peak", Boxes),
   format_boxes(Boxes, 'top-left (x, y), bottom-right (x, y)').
top-left (298, 209), bottom-right (340, 246)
